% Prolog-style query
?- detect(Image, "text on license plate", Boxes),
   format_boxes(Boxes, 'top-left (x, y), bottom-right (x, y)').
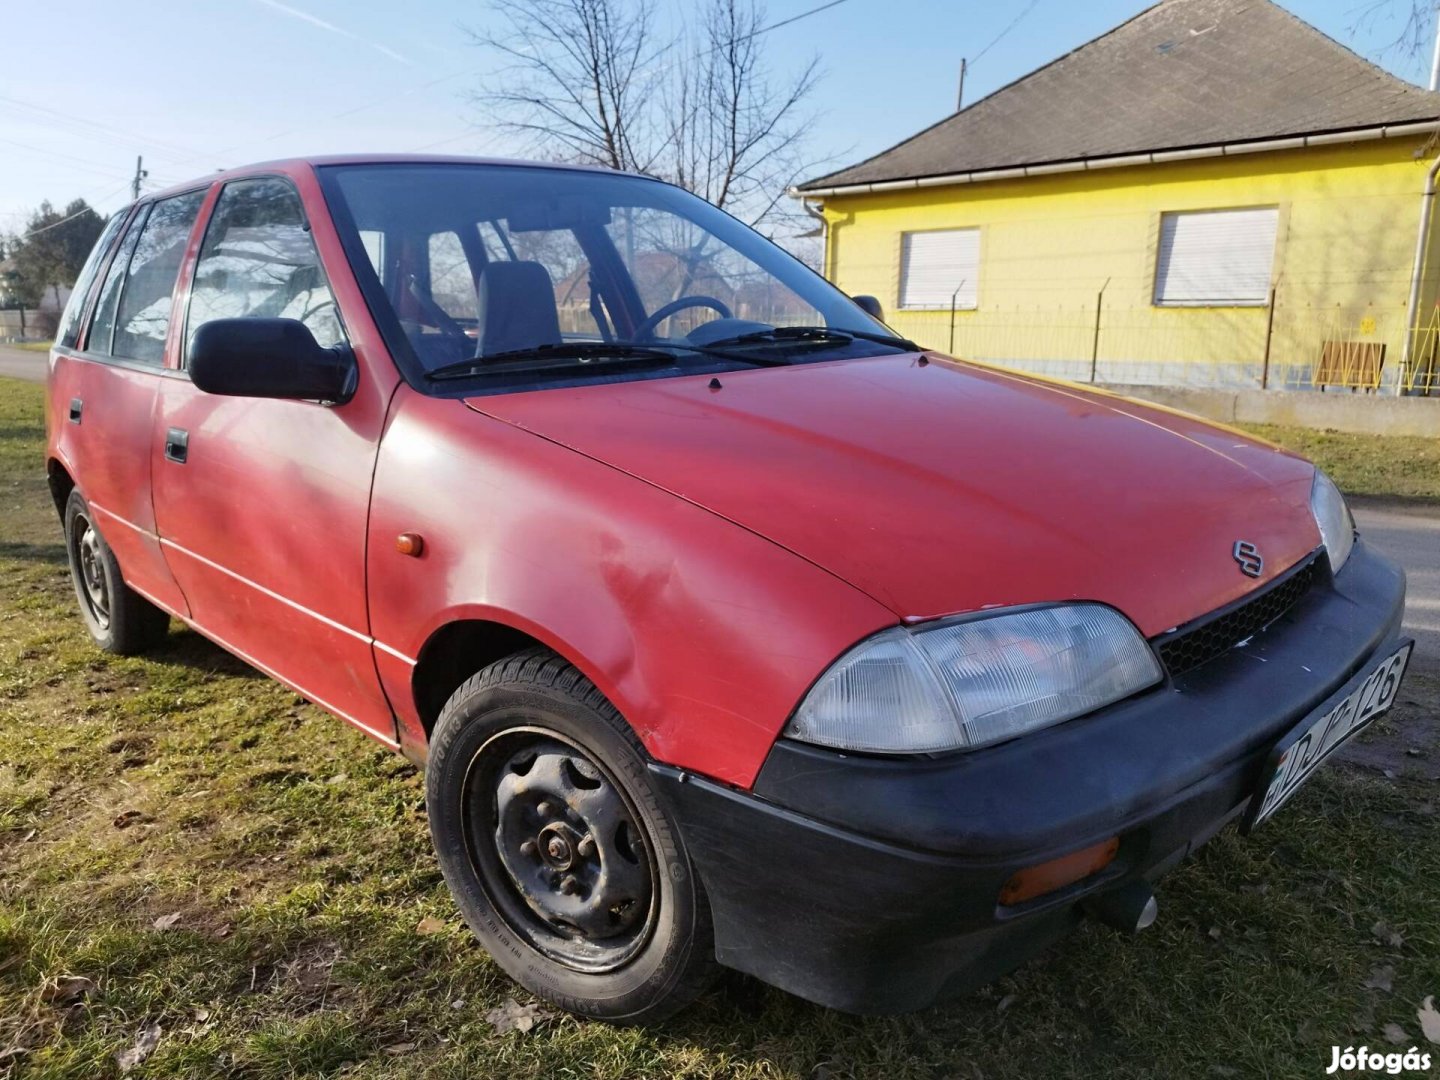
top-left (1251, 643), bottom-right (1412, 828)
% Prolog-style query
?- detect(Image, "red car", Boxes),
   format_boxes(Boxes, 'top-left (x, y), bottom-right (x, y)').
top-left (46, 155), bottom-right (1410, 1023)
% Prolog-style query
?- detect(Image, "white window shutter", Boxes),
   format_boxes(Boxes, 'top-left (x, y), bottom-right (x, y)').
top-left (1155, 208), bottom-right (1277, 305)
top-left (900, 229), bottom-right (980, 309)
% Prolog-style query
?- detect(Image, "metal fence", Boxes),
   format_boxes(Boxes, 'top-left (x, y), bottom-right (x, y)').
top-left (877, 299), bottom-right (1440, 396)
top-left (0, 309), bottom-right (48, 342)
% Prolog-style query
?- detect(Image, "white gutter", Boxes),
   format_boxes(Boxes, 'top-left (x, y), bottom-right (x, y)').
top-left (1402, 145), bottom-right (1440, 373)
top-left (789, 121), bottom-right (1440, 199)
top-left (799, 197), bottom-right (829, 277)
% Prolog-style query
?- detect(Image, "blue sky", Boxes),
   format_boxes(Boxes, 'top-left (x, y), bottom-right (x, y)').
top-left (1, 0), bottom-right (1434, 235)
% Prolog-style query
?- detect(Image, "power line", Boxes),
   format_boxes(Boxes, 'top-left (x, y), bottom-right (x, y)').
top-left (407, 0), bottom-right (856, 154)
top-left (971, 0), bottom-right (1042, 67)
top-left (7, 0), bottom-right (858, 207)
top-left (0, 93), bottom-right (205, 162)
top-left (299, 0), bottom-right (859, 159)
top-left (744, 0), bottom-right (851, 42)
top-left (11, 195), bottom-right (121, 242)
top-left (0, 134), bottom-right (148, 184)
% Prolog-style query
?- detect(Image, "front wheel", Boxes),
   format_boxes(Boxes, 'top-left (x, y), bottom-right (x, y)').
top-left (425, 648), bottom-right (717, 1023)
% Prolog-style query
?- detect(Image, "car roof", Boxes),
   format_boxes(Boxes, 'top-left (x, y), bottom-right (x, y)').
top-left (145, 153), bottom-right (644, 202)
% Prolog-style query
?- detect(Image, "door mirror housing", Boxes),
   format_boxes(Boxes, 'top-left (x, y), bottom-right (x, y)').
top-left (189, 318), bottom-right (357, 403)
top-left (851, 294), bottom-right (884, 321)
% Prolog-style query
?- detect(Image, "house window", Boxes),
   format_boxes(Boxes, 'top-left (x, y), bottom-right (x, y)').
top-left (899, 228), bottom-right (979, 310)
top-left (1154, 207), bottom-right (1278, 306)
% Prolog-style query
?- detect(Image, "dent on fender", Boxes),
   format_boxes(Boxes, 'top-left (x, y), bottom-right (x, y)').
top-left (365, 386), bottom-right (897, 789)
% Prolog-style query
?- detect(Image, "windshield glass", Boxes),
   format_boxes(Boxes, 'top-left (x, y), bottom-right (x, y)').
top-left (320, 163), bottom-right (906, 390)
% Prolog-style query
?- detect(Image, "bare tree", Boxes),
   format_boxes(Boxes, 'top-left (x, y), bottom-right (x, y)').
top-left (467, 0), bottom-right (821, 231)
top-left (666, 0), bottom-right (819, 224)
top-left (1352, 0), bottom-right (1439, 71)
top-left (469, 0), bottom-right (667, 172)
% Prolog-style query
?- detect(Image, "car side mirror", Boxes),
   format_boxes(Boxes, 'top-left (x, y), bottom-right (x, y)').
top-left (189, 318), bottom-right (357, 403)
top-left (851, 294), bottom-right (884, 321)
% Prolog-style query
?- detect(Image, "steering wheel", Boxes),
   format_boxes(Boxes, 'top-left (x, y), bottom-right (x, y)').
top-left (633, 295), bottom-right (733, 341)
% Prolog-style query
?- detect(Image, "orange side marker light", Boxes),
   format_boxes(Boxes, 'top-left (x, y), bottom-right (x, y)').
top-left (999, 836), bottom-right (1120, 906)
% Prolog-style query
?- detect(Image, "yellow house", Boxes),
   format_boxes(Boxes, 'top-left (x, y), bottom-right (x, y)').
top-left (793, 0), bottom-right (1440, 392)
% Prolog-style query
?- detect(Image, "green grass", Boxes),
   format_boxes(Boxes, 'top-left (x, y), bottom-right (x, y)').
top-left (1, 374), bottom-right (1438, 1078)
top-left (1238, 423), bottom-right (1440, 504)
top-left (8, 341), bottom-right (52, 354)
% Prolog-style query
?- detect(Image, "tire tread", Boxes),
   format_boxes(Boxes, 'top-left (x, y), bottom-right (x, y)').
top-left (428, 646), bottom-right (718, 1024)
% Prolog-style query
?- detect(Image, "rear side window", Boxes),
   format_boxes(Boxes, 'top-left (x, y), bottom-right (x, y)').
top-left (185, 177), bottom-right (345, 358)
top-left (57, 211), bottom-right (128, 350)
top-left (111, 191), bottom-right (206, 364)
top-left (86, 209), bottom-right (148, 355)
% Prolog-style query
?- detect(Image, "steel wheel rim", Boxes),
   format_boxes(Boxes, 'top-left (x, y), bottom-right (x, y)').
top-left (73, 515), bottom-right (111, 630)
top-left (460, 725), bottom-right (659, 973)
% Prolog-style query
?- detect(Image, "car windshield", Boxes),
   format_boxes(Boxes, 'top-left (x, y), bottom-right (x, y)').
top-left (320, 162), bottom-right (910, 390)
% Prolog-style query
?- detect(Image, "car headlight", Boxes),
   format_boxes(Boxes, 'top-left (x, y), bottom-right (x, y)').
top-left (786, 604), bottom-right (1163, 754)
top-left (1310, 469), bottom-right (1355, 573)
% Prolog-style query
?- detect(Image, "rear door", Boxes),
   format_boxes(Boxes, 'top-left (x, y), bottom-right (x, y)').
top-left (150, 174), bottom-right (397, 743)
top-left (49, 191), bottom-right (207, 617)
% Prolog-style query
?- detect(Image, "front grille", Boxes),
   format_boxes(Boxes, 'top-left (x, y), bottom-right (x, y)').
top-left (1154, 556), bottom-right (1320, 677)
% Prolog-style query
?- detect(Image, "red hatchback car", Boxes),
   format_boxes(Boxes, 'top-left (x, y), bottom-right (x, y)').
top-left (46, 155), bottom-right (1410, 1023)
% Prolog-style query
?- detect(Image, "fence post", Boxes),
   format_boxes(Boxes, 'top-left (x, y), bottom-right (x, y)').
top-left (1260, 285), bottom-right (1277, 389)
top-left (948, 280), bottom-right (966, 354)
top-left (1089, 278), bottom-right (1110, 383)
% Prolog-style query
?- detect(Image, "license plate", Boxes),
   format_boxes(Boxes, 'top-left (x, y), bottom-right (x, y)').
top-left (1246, 641), bottom-right (1413, 829)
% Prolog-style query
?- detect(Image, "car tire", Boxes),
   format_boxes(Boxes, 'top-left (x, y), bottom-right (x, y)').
top-left (426, 647), bottom-right (718, 1024)
top-left (64, 490), bottom-right (170, 655)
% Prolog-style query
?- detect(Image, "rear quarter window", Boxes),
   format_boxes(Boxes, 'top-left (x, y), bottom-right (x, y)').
top-left (56, 211), bottom-right (128, 350)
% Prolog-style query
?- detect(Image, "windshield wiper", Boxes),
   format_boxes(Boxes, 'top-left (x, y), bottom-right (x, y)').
top-left (426, 338), bottom-right (799, 381)
top-left (701, 325), bottom-right (920, 351)
top-left (426, 342), bottom-right (681, 381)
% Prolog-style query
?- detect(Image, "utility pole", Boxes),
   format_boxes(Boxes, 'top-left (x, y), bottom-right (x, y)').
top-left (956, 58), bottom-right (967, 111)
top-left (131, 155), bottom-right (148, 201)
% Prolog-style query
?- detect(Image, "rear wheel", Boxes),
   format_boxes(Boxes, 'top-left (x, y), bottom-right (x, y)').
top-left (425, 648), bottom-right (717, 1023)
top-left (64, 491), bottom-right (170, 655)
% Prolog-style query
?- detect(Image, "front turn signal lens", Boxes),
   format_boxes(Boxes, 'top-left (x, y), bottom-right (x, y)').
top-left (999, 836), bottom-right (1120, 906)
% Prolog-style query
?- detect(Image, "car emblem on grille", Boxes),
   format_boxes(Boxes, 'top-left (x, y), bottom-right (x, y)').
top-left (1232, 540), bottom-right (1264, 578)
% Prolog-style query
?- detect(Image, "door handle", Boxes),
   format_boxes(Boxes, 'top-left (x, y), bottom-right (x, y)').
top-left (164, 427), bottom-right (189, 464)
top-left (68, 398), bottom-right (82, 424)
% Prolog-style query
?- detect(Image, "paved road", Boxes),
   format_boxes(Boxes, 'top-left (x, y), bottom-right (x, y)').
top-left (1, 344), bottom-right (1433, 657)
top-left (0, 344), bottom-right (45, 383)
top-left (1353, 500), bottom-right (1440, 663)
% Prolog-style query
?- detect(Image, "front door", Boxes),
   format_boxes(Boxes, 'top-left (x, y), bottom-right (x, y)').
top-left (150, 175), bottom-right (396, 742)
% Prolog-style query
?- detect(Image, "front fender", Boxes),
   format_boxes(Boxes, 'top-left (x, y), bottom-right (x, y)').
top-left (366, 386), bottom-right (895, 788)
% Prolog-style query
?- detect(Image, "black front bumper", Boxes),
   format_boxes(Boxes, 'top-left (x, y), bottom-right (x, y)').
top-left (652, 540), bottom-right (1409, 1013)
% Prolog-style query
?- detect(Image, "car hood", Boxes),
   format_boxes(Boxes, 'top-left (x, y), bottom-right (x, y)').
top-left (465, 355), bottom-right (1321, 636)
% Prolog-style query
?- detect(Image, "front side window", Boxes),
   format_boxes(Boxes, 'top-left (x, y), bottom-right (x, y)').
top-left (57, 211), bottom-right (127, 350)
top-left (186, 177), bottom-right (345, 360)
top-left (1154, 207), bottom-right (1278, 307)
top-left (321, 163), bottom-right (906, 393)
top-left (111, 190), bottom-right (206, 364)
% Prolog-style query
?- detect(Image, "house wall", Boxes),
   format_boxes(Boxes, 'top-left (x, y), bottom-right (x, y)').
top-left (819, 138), bottom-right (1440, 391)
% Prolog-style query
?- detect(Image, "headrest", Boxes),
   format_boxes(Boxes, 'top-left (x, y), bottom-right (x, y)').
top-left (476, 260), bottom-right (562, 357)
